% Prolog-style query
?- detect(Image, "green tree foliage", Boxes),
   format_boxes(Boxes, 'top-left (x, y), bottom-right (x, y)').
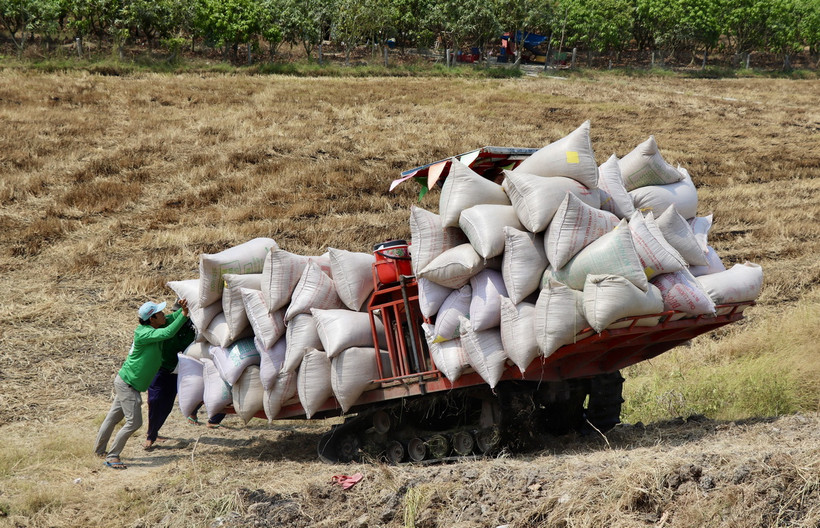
top-left (196, 0), bottom-right (261, 58)
top-left (429, 0), bottom-right (499, 60)
top-left (559, 0), bottom-right (632, 64)
top-left (496, 0), bottom-right (555, 64)
top-left (722, 0), bottom-right (771, 62)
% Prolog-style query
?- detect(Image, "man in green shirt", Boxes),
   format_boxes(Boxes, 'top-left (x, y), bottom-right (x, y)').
top-left (94, 299), bottom-right (189, 469)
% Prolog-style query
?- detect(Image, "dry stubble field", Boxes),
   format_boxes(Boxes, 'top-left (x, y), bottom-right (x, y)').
top-left (0, 70), bottom-right (819, 527)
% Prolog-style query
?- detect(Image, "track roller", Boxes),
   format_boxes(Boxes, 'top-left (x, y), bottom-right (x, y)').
top-left (386, 440), bottom-right (406, 464)
top-left (407, 438), bottom-right (427, 462)
top-left (452, 431), bottom-right (474, 456)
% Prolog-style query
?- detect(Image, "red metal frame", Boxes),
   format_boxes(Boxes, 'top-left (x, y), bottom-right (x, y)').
top-left (239, 272), bottom-right (753, 422)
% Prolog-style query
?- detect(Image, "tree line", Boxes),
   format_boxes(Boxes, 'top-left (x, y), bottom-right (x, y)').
top-left (1, 0), bottom-right (818, 69)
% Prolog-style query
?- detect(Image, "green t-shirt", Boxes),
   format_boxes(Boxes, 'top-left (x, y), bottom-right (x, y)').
top-left (159, 319), bottom-right (196, 371)
top-left (118, 309), bottom-right (188, 392)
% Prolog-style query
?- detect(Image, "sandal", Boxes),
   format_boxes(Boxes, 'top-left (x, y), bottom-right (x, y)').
top-left (187, 415), bottom-right (199, 426)
top-left (143, 439), bottom-right (155, 450)
top-left (105, 459), bottom-right (127, 470)
top-left (206, 422), bottom-right (222, 429)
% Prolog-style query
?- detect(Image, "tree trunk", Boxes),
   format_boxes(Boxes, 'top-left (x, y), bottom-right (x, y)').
top-left (702, 49), bottom-right (708, 69)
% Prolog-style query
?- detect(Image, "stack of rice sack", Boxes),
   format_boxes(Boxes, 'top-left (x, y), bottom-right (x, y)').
top-left (415, 121), bottom-right (763, 386)
top-left (170, 238), bottom-right (391, 424)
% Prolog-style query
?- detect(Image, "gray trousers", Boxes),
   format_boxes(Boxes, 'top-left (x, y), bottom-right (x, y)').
top-left (94, 374), bottom-right (143, 460)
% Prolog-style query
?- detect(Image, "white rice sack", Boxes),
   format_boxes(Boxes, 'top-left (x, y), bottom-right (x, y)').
top-left (241, 287), bottom-right (286, 350)
top-left (534, 279), bottom-right (588, 358)
top-left (651, 268), bottom-right (716, 315)
top-left (597, 154), bottom-right (636, 219)
top-left (695, 262), bottom-right (763, 304)
top-left (432, 284), bottom-right (472, 343)
top-left (284, 260), bottom-right (344, 322)
top-left (312, 308), bottom-right (386, 359)
top-left (583, 275), bottom-right (665, 333)
top-left (422, 323), bottom-right (470, 383)
top-left (199, 237), bottom-right (277, 308)
top-left (211, 337), bottom-right (260, 386)
top-left (459, 316), bottom-right (508, 389)
top-left (499, 298), bottom-right (539, 374)
top-left (201, 358), bottom-right (232, 419)
top-left (545, 219), bottom-right (648, 291)
top-left (183, 340), bottom-right (210, 360)
top-left (689, 246), bottom-right (727, 276)
top-left (418, 243), bottom-right (485, 289)
top-left (630, 166), bottom-right (698, 219)
top-left (618, 136), bottom-right (683, 191)
top-left (459, 204), bottom-right (523, 259)
top-left (261, 249), bottom-right (310, 312)
top-left (469, 269), bottom-right (508, 331)
top-left (329, 248), bottom-right (375, 311)
top-left (331, 347), bottom-right (386, 413)
top-left (409, 206), bottom-right (467, 275)
top-left (656, 206), bottom-right (709, 266)
top-left (283, 313), bottom-right (322, 373)
top-left (418, 278), bottom-right (453, 319)
top-left (546, 192), bottom-right (619, 269)
top-left (201, 312), bottom-right (253, 348)
top-left (688, 214), bottom-right (713, 254)
top-left (511, 120), bottom-right (598, 189)
top-left (297, 348), bottom-right (333, 419)
top-left (231, 365), bottom-right (264, 424)
top-left (167, 279), bottom-right (221, 332)
top-left (222, 273), bottom-right (262, 344)
top-left (628, 211), bottom-right (686, 280)
top-left (258, 334), bottom-right (287, 391)
top-left (263, 370), bottom-right (297, 422)
top-left (439, 159), bottom-right (510, 228)
top-left (177, 354), bottom-right (204, 418)
top-left (502, 170), bottom-right (600, 233)
top-left (502, 227), bottom-right (547, 305)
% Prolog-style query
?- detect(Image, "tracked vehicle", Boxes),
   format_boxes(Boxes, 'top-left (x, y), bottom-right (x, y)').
top-left (250, 148), bottom-right (754, 463)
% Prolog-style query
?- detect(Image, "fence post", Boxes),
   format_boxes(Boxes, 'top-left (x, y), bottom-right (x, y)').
top-left (384, 46), bottom-right (388, 67)
top-left (446, 48), bottom-right (451, 67)
top-left (571, 47), bottom-right (577, 68)
top-left (75, 37), bottom-right (82, 58)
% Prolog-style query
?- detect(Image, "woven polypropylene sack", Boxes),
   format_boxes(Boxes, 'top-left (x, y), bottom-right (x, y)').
top-left (655, 205), bottom-right (709, 266)
top-left (283, 313), bottom-right (322, 373)
top-left (534, 279), bottom-right (588, 358)
top-left (177, 354), bottom-right (204, 418)
top-left (628, 211), bottom-right (686, 280)
top-left (201, 312), bottom-right (254, 348)
top-left (409, 206), bottom-right (468, 275)
top-left (545, 219), bottom-right (648, 291)
top-left (422, 323), bottom-right (470, 383)
top-left (202, 358), bottom-right (232, 419)
top-left (232, 365), bottom-right (264, 424)
top-left (502, 227), bottom-right (547, 305)
top-left (258, 334), bottom-right (286, 391)
top-left (330, 347), bottom-right (388, 413)
top-left (167, 279), bottom-right (221, 333)
top-left (263, 371), bottom-right (297, 422)
top-left (689, 214), bottom-right (713, 253)
top-left (618, 136), bottom-right (683, 191)
top-left (329, 248), bottom-right (375, 311)
top-left (432, 284), bottom-right (472, 343)
top-left (511, 121), bottom-right (598, 189)
top-left (222, 273), bottom-right (262, 344)
top-left (312, 308), bottom-right (386, 359)
top-left (199, 237), bottom-right (277, 308)
top-left (296, 348), bottom-right (332, 419)
top-left (418, 243), bottom-right (485, 289)
top-left (459, 316), bottom-right (507, 389)
top-left (418, 278), bottom-right (453, 319)
top-left (583, 275), bottom-right (664, 333)
top-left (695, 262), bottom-right (763, 304)
top-left (241, 287), bottom-right (286, 350)
top-left (469, 269), bottom-right (508, 331)
top-left (261, 249), bottom-right (310, 312)
top-left (439, 159), bottom-right (510, 228)
top-left (460, 204), bottom-right (523, 259)
top-left (651, 268), bottom-right (716, 315)
top-left (284, 260), bottom-right (344, 322)
top-left (689, 246), bottom-right (727, 277)
top-left (597, 154), bottom-right (636, 219)
top-left (502, 171), bottom-right (601, 233)
top-left (211, 337), bottom-right (260, 386)
top-left (499, 298), bottom-right (539, 373)
top-left (629, 166), bottom-right (698, 220)
top-left (546, 192), bottom-right (619, 269)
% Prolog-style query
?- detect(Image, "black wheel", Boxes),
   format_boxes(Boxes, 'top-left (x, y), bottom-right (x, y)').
top-left (337, 433), bottom-right (361, 463)
top-left (583, 371), bottom-right (625, 434)
top-left (475, 427), bottom-right (500, 454)
top-left (386, 440), bottom-right (405, 464)
top-left (427, 434), bottom-right (450, 459)
top-left (452, 431), bottom-right (474, 456)
top-left (373, 410), bottom-right (391, 434)
top-left (408, 438), bottom-right (427, 462)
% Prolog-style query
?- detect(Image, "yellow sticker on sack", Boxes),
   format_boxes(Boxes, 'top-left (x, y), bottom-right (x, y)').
top-left (644, 266), bottom-right (656, 278)
top-left (566, 151), bottom-right (580, 164)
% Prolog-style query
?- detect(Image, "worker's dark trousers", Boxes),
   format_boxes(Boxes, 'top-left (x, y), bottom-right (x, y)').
top-left (146, 368), bottom-right (177, 442)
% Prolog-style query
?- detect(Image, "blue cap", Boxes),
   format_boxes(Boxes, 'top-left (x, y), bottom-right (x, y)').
top-left (138, 301), bottom-right (166, 320)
